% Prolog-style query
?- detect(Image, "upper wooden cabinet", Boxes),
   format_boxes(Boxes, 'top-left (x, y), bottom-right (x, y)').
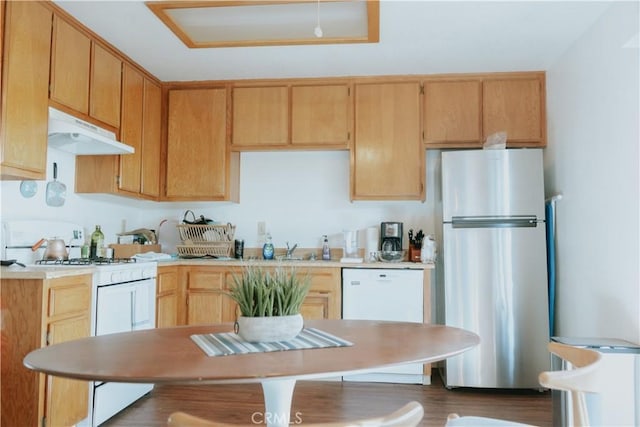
top-left (89, 43), bottom-right (122, 128)
top-left (75, 69), bottom-right (162, 200)
top-left (232, 85), bottom-right (289, 147)
top-left (0, 1), bottom-right (52, 180)
top-left (291, 84), bottom-right (351, 147)
top-left (231, 83), bottom-right (352, 150)
top-left (50, 15), bottom-right (121, 128)
top-left (140, 78), bottom-right (162, 198)
top-left (166, 88), bottom-right (240, 201)
top-left (423, 79), bottom-right (482, 147)
top-left (352, 82), bottom-right (424, 201)
top-left (50, 15), bottom-right (90, 114)
top-left (118, 64), bottom-right (144, 194)
top-left (483, 75), bottom-right (545, 146)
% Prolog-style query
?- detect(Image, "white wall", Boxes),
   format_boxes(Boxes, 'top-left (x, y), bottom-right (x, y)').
top-left (1, 148), bottom-right (439, 258)
top-left (545, 2), bottom-right (639, 343)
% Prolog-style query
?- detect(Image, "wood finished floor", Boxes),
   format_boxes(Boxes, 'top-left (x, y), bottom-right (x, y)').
top-left (103, 372), bottom-right (552, 426)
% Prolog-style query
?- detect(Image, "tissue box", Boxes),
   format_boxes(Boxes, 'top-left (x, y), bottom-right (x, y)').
top-left (109, 244), bottom-right (161, 259)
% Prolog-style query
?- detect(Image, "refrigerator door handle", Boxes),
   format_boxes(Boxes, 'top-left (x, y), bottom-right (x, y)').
top-left (451, 215), bottom-right (540, 229)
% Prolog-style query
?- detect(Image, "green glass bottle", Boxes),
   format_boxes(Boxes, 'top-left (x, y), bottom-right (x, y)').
top-left (90, 225), bottom-right (104, 259)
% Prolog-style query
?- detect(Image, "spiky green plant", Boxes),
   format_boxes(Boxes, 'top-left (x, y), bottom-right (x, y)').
top-left (227, 265), bottom-right (311, 317)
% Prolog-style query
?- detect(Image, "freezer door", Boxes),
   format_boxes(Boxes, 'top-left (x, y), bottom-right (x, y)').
top-left (442, 149), bottom-right (545, 220)
top-left (443, 223), bottom-right (550, 388)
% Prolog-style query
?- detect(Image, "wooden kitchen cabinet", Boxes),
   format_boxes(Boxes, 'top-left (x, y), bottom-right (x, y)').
top-left (352, 81), bottom-right (424, 200)
top-left (483, 74), bottom-right (546, 146)
top-left (231, 83), bottom-right (351, 150)
top-left (140, 78), bottom-right (162, 198)
top-left (166, 88), bottom-right (240, 201)
top-left (50, 15), bottom-right (121, 128)
top-left (423, 79), bottom-right (482, 147)
top-left (291, 83), bottom-right (352, 148)
top-left (232, 85), bottom-right (289, 148)
top-left (175, 265), bottom-right (341, 326)
top-left (180, 267), bottom-right (232, 325)
top-left (75, 70), bottom-right (162, 200)
top-left (89, 42), bottom-right (122, 128)
top-left (50, 15), bottom-right (90, 114)
top-left (118, 63), bottom-right (144, 194)
top-left (1, 273), bottom-right (92, 427)
top-left (0, 1), bottom-right (52, 180)
top-left (156, 266), bottom-right (179, 328)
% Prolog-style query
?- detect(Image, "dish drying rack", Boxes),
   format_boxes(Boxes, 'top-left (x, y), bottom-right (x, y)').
top-left (176, 223), bottom-right (236, 258)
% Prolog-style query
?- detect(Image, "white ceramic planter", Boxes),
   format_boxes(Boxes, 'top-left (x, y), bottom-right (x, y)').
top-left (235, 314), bottom-right (304, 343)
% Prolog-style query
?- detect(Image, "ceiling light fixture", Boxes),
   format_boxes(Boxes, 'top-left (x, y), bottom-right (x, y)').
top-left (314, 0), bottom-right (323, 38)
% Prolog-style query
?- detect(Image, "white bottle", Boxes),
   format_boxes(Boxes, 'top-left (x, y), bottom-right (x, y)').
top-left (322, 235), bottom-right (331, 261)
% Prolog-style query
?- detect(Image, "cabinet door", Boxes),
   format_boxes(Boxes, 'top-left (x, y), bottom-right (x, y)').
top-left (90, 43), bottom-right (122, 127)
top-left (424, 80), bottom-right (482, 146)
top-left (141, 79), bottom-right (162, 198)
top-left (184, 268), bottom-right (227, 325)
top-left (45, 315), bottom-right (90, 427)
top-left (291, 84), bottom-right (351, 147)
top-left (50, 16), bottom-right (90, 114)
top-left (483, 77), bottom-right (545, 146)
top-left (300, 293), bottom-right (330, 320)
top-left (232, 86), bottom-right (288, 147)
top-left (353, 82), bottom-right (424, 200)
top-left (166, 88), bottom-right (229, 200)
top-left (119, 64), bottom-right (143, 193)
top-left (156, 267), bottom-right (178, 328)
top-left (0, 1), bottom-right (52, 180)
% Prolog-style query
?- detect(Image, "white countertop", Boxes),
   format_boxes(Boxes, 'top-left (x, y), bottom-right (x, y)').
top-left (0, 259), bottom-right (434, 280)
top-left (0, 265), bottom-right (96, 280)
top-left (157, 258), bottom-right (435, 270)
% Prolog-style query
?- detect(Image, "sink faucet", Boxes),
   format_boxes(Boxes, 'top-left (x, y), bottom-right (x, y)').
top-left (285, 242), bottom-right (298, 258)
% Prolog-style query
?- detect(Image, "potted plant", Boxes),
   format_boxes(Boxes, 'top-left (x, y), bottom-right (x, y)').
top-left (227, 265), bottom-right (311, 342)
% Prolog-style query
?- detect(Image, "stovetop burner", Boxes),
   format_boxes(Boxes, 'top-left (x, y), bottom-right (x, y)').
top-left (36, 257), bottom-right (137, 266)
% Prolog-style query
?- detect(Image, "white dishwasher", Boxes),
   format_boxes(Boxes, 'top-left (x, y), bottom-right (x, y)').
top-left (342, 268), bottom-right (426, 384)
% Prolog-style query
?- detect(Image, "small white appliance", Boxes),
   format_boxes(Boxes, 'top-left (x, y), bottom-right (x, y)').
top-left (342, 268), bottom-right (426, 384)
top-left (2, 220), bottom-right (157, 427)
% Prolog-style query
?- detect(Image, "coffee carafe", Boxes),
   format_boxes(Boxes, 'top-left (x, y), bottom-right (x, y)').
top-left (380, 222), bottom-right (403, 251)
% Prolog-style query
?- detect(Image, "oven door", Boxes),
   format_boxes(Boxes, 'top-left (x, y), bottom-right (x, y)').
top-left (95, 278), bottom-right (155, 336)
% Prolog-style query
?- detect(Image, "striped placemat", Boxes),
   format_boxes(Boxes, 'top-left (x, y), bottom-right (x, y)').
top-left (191, 328), bottom-right (353, 357)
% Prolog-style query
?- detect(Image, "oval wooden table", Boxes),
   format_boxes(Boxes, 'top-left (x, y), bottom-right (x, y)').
top-left (24, 319), bottom-right (479, 427)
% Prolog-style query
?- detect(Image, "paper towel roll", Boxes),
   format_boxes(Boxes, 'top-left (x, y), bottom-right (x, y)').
top-left (365, 226), bottom-right (379, 261)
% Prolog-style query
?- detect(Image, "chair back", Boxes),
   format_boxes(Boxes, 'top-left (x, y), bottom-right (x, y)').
top-left (538, 342), bottom-right (603, 427)
top-left (168, 401), bottom-right (424, 427)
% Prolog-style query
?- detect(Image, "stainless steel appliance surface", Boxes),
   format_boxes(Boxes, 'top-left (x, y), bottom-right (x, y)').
top-left (380, 221), bottom-right (403, 252)
top-left (2, 220), bottom-right (157, 426)
top-left (342, 268), bottom-right (426, 384)
top-left (438, 149), bottom-right (549, 389)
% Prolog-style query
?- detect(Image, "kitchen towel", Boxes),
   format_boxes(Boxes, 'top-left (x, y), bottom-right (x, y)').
top-left (191, 328), bottom-right (353, 357)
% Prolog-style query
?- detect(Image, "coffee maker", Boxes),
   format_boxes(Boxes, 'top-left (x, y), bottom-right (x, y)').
top-left (380, 222), bottom-right (403, 251)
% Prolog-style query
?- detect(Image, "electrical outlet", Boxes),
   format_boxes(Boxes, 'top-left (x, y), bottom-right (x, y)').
top-left (257, 221), bottom-right (266, 236)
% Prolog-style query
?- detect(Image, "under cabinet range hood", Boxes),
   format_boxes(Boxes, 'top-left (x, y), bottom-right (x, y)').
top-left (47, 107), bottom-right (134, 155)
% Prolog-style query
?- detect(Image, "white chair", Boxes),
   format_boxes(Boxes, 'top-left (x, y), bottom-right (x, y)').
top-left (445, 342), bottom-right (603, 427)
top-left (168, 400), bottom-right (424, 427)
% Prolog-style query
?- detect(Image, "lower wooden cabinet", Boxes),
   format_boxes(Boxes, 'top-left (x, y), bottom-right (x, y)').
top-left (161, 265), bottom-right (342, 327)
top-left (1, 274), bottom-right (92, 427)
top-left (156, 266), bottom-right (179, 328)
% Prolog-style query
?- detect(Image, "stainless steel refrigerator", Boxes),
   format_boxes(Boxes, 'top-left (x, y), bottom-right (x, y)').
top-left (440, 149), bottom-right (549, 389)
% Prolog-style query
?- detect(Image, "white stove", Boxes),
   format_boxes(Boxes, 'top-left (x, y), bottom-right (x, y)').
top-left (2, 220), bottom-right (157, 426)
